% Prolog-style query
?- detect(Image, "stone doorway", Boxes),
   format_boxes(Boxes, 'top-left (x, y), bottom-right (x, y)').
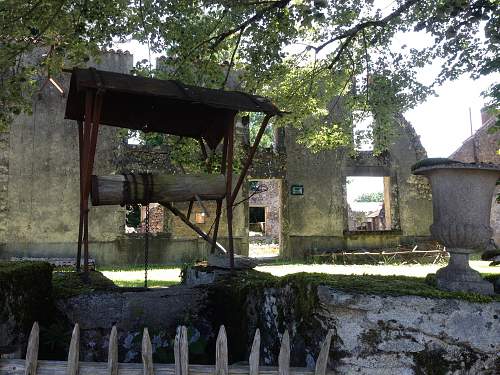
top-left (248, 179), bottom-right (281, 258)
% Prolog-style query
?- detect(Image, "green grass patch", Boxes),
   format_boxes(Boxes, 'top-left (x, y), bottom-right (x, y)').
top-left (97, 263), bottom-right (184, 272)
top-left (112, 279), bottom-right (180, 288)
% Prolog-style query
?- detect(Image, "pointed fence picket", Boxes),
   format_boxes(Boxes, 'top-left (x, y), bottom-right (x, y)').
top-left (0, 322), bottom-right (334, 375)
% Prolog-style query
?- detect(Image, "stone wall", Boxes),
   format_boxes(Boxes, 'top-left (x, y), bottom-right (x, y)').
top-left (0, 130), bottom-right (9, 242)
top-left (0, 51), bottom-right (131, 262)
top-left (249, 179), bottom-right (281, 241)
top-left (0, 52), bottom-right (249, 264)
top-left (53, 268), bottom-right (500, 374)
top-left (280, 114), bottom-right (432, 258)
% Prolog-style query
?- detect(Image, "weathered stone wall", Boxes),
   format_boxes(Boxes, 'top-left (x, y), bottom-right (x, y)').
top-left (53, 269), bottom-right (500, 374)
top-left (56, 286), bottom-right (215, 363)
top-left (0, 52), bottom-right (249, 263)
top-left (280, 114), bottom-right (432, 258)
top-left (0, 51), bottom-right (131, 261)
top-left (0, 130), bottom-right (9, 242)
top-left (252, 285), bottom-right (499, 374)
top-left (249, 179), bottom-right (281, 241)
top-left (450, 108), bottom-right (500, 245)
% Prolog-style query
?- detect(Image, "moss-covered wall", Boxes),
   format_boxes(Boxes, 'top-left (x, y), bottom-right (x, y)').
top-left (0, 261), bottom-right (54, 355)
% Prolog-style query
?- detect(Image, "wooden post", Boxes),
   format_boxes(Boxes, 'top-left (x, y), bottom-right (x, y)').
top-left (76, 121), bottom-right (84, 273)
top-left (142, 328), bottom-right (154, 375)
top-left (278, 330), bottom-right (290, 375)
top-left (225, 121), bottom-right (235, 269)
top-left (249, 329), bottom-right (260, 375)
top-left (314, 330), bottom-right (333, 375)
top-left (174, 326), bottom-right (188, 375)
top-left (24, 322), bottom-right (39, 375)
top-left (67, 324), bottom-right (80, 375)
top-left (77, 90), bottom-right (93, 273)
top-left (82, 91), bottom-right (104, 273)
top-left (215, 326), bottom-right (228, 375)
top-left (211, 132), bottom-right (229, 254)
top-left (107, 326), bottom-right (118, 375)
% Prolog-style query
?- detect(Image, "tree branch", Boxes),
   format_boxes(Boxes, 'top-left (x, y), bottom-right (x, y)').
top-left (221, 26), bottom-right (245, 89)
top-left (316, 0), bottom-right (420, 55)
top-left (210, 0), bottom-right (290, 49)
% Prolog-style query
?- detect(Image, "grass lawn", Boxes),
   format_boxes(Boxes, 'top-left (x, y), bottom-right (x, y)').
top-left (97, 260), bottom-right (499, 288)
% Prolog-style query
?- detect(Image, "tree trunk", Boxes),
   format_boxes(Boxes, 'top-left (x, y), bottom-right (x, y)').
top-left (91, 173), bottom-right (226, 206)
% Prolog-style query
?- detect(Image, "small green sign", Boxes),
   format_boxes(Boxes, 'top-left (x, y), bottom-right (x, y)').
top-left (291, 185), bottom-right (304, 195)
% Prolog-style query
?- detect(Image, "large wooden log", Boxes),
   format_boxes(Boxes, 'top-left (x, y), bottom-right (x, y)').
top-left (91, 173), bottom-right (226, 206)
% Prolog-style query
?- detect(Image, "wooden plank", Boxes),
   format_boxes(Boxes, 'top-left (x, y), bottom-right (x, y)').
top-left (107, 326), bottom-right (118, 375)
top-left (142, 328), bottom-right (154, 375)
top-left (174, 326), bottom-right (188, 375)
top-left (314, 331), bottom-right (332, 375)
top-left (249, 329), bottom-right (260, 375)
top-left (278, 331), bottom-right (290, 375)
top-left (215, 326), bottom-right (228, 375)
top-left (67, 324), bottom-right (79, 375)
top-left (24, 322), bottom-right (39, 375)
top-left (1, 360), bottom-right (323, 375)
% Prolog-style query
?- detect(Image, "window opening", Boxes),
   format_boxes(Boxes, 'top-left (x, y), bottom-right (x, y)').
top-left (346, 176), bottom-right (391, 231)
top-left (353, 112), bottom-right (374, 151)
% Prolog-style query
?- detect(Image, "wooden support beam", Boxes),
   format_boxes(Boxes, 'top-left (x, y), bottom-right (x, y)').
top-left (161, 202), bottom-right (226, 254)
top-left (225, 121), bottom-right (235, 268)
top-left (187, 200), bottom-right (194, 221)
top-left (231, 114), bottom-right (272, 203)
top-left (212, 132), bottom-right (229, 254)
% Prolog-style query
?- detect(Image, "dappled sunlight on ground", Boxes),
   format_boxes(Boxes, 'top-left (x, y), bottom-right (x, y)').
top-left (100, 261), bottom-right (499, 287)
top-left (249, 243), bottom-right (280, 258)
top-left (101, 268), bottom-right (182, 282)
top-left (255, 261), bottom-right (500, 278)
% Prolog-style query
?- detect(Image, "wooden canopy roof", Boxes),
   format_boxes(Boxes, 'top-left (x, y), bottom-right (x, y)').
top-left (65, 68), bottom-right (280, 149)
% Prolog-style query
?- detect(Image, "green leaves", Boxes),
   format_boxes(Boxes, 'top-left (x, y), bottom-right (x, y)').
top-left (1, 0), bottom-right (497, 153)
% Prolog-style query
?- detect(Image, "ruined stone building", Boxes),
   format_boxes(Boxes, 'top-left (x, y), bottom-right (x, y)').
top-left (249, 113), bottom-right (433, 259)
top-left (450, 108), bottom-right (500, 245)
top-left (0, 51), bottom-right (433, 265)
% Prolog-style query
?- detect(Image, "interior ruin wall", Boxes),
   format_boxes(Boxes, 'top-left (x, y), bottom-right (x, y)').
top-left (0, 51), bottom-right (248, 265)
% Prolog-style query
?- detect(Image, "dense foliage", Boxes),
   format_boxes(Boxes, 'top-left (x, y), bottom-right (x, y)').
top-left (1, 0), bottom-right (498, 153)
top-left (355, 191), bottom-right (384, 202)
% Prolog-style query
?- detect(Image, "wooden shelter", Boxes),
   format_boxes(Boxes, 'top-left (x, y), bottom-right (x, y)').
top-left (64, 67), bottom-right (281, 272)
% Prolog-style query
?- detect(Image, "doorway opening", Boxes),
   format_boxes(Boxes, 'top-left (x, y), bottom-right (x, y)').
top-left (248, 179), bottom-right (281, 258)
top-left (346, 176), bottom-right (392, 231)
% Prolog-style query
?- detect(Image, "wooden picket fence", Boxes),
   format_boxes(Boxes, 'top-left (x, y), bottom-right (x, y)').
top-left (0, 322), bottom-right (334, 375)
